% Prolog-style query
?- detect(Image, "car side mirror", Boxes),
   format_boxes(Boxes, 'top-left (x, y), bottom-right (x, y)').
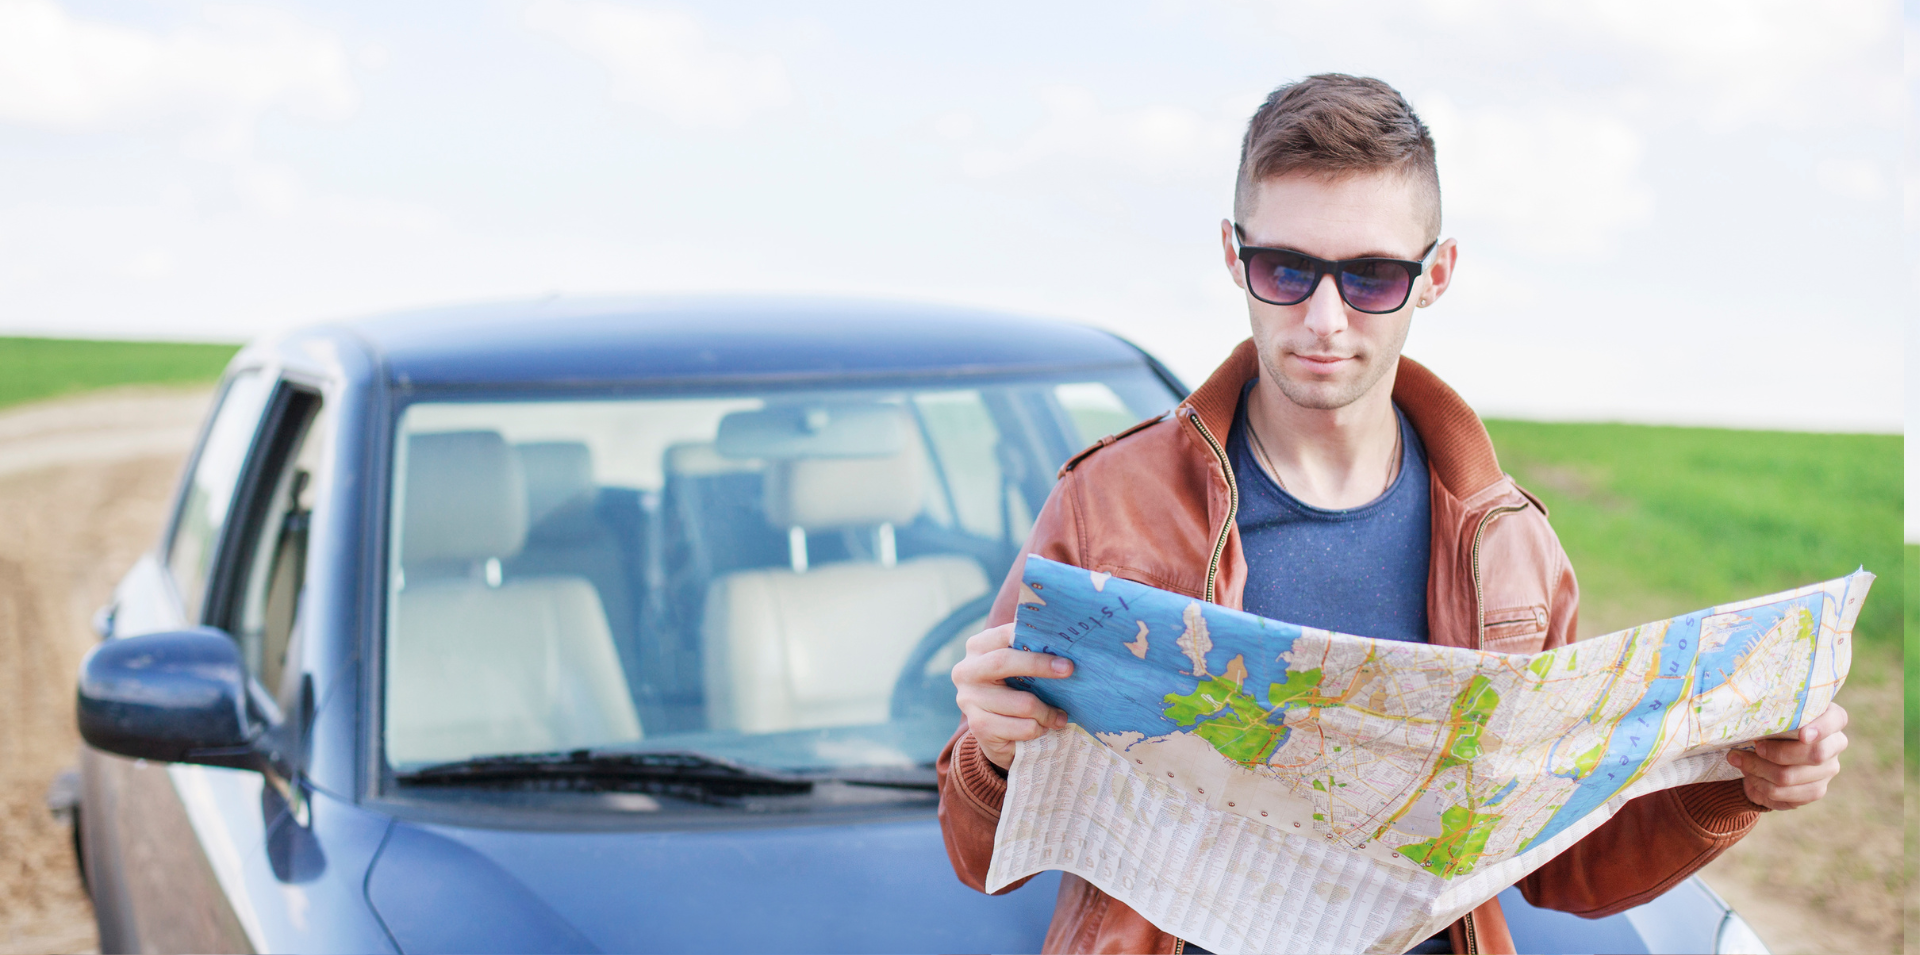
top-left (76, 628), bottom-right (269, 771)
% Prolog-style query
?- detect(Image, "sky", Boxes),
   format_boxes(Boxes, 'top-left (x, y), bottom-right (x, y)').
top-left (0, 1), bottom-right (1905, 444)
top-left (1906, 5), bottom-right (1919, 541)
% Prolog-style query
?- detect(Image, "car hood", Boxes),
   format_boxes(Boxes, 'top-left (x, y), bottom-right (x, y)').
top-left (365, 813), bottom-right (1058, 954)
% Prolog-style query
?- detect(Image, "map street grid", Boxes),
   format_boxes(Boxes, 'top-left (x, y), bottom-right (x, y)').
top-left (985, 556), bottom-right (1870, 954)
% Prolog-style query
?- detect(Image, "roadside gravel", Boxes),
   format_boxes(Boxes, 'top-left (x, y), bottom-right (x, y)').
top-left (0, 387), bottom-right (209, 955)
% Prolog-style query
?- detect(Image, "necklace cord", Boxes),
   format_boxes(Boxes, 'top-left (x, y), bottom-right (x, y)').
top-left (1246, 407), bottom-right (1402, 500)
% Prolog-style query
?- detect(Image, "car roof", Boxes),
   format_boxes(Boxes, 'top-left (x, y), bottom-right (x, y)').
top-left (329, 295), bottom-right (1153, 390)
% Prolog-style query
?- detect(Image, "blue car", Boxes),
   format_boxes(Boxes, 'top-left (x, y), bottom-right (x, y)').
top-left (69, 297), bottom-right (1768, 953)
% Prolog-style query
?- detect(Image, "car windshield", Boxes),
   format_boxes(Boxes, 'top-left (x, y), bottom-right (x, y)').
top-left (382, 366), bottom-right (1179, 804)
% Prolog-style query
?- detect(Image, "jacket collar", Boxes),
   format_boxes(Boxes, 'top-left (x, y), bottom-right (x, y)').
top-left (1180, 338), bottom-right (1508, 500)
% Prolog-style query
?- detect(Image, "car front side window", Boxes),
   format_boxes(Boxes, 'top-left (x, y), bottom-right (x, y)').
top-left (167, 370), bottom-right (274, 623)
top-left (225, 391), bottom-right (329, 697)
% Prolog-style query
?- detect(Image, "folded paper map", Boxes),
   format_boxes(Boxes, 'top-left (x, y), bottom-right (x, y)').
top-left (987, 556), bottom-right (1870, 954)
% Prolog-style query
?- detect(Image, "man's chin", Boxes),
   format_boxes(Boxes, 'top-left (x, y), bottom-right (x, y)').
top-left (1268, 372), bottom-right (1373, 411)
top-left (1273, 385), bottom-right (1362, 411)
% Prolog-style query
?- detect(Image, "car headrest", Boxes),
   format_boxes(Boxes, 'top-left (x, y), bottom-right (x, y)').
top-left (517, 441), bottom-right (595, 528)
top-left (664, 441), bottom-right (758, 479)
top-left (402, 431), bottom-right (527, 565)
top-left (763, 441), bottom-right (925, 531)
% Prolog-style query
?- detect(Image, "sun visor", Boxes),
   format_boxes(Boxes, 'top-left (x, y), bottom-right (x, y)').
top-left (715, 404), bottom-right (908, 459)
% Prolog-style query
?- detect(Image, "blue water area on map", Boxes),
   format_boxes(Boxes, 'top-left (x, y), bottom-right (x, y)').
top-left (1485, 778), bottom-right (1518, 806)
top-left (1691, 601), bottom-right (1780, 694)
top-left (1007, 557), bottom-right (1305, 744)
top-left (1521, 591), bottom-right (1830, 852)
top-left (1689, 594), bottom-right (1823, 730)
top-left (1519, 612), bottom-right (1704, 851)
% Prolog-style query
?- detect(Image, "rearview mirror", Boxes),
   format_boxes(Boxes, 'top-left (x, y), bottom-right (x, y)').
top-left (715, 404), bottom-right (907, 459)
top-left (76, 628), bottom-right (266, 771)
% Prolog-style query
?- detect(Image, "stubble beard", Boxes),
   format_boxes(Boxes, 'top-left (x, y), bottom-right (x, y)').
top-left (1254, 322), bottom-right (1412, 413)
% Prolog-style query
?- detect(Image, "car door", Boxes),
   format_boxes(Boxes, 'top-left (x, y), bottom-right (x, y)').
top-left (85, 370), bottom-right (330, 953)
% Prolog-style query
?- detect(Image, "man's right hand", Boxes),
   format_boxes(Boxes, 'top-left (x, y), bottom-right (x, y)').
top-left (951, 622), bottom-right (1074, 770)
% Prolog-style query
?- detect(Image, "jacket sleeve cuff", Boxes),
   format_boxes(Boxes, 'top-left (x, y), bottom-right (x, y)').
top-left (951, 731), bottom-right (1010, 819)
top-left (1673, 778), bottom-right (1766, 837)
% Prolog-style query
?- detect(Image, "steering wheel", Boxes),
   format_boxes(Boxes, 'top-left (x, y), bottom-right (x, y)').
top-left (889, 593), bottom-right (997, 721)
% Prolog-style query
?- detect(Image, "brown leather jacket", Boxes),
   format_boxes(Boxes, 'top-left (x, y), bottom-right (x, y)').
top-left (937, 340), bottom-right (1763, 954)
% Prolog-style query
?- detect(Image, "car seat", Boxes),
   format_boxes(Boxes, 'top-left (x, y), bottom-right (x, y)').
top-left (700, 419), bottom-right (988, 734)
top-left (386, 430), bottom-right (642, 766)
top-left (506, 441), bottom-right (644, 703)
top-left (660, 442), bottom-right (789, 583)
top-left (651, 442), bottom-right (788, 731)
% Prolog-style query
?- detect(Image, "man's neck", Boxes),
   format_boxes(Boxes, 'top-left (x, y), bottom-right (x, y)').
top-left (1243, 374), bottom-right (1401, 510)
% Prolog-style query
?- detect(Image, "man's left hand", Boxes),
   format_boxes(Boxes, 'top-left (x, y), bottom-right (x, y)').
top-left (1727, 701), bottom-right (1848, 811)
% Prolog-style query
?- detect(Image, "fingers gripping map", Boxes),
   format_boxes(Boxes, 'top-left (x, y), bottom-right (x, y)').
top-left (986, 556), bottom-right (1870, 954)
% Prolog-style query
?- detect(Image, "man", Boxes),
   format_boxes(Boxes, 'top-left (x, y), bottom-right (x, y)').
top-left (937, 74), bottom-right (1848, 955)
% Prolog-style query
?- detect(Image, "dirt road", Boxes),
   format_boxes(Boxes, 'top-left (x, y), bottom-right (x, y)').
top-left (0, 387), bottom-right (1901, 954)
top-left (0, 387), bottom-right (209, 955)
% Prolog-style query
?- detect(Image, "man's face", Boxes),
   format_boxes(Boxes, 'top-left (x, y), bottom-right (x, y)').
top-left (1223, 171), bottom-right (1452, 413)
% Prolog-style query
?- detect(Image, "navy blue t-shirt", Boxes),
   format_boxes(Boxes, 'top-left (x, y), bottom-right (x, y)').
top-left (1227, 380), bottom-right (1432, 643)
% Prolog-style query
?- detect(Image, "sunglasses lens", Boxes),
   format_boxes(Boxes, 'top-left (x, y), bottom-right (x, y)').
top-left (1246, 250), bottom-right (1316, 305)
top-left (1338, 261), bottom-right (1412, 312)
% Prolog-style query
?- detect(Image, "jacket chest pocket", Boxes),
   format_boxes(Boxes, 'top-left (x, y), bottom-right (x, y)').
top-left (1482, 604), bottom-right (1548, 652)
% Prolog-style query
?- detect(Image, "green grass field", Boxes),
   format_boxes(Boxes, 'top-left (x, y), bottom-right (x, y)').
top-left (0, 336), bottom-right (239, 410)
top-left (1484, 420), bottom-right (1902, 656)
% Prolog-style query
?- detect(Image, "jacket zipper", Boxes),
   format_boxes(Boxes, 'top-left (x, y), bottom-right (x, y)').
top-left (1182, 406), bottom-right (1228, 955)
top-left (1460, 503), bottom-right (1525, 955)
top-left (1186, 410), bottom-right (1238, 605)
top-left (1468, 503), bottom-right (1529, 648)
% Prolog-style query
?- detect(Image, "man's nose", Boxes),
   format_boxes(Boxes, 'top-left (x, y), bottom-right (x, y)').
top-left (1302, 273), bottom-right (1348, 338)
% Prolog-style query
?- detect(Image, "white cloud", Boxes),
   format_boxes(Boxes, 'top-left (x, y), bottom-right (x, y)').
top-left (1907, 21), bottom-right (1920, 233)
top-left (0, 2), bottom-right (366, 231)
top-left (125, 248), bottom-right (172, 281)
top-left (1418, 93), bottom-right (1653, 256)
top-left (523, 0), bottom-right (790, 128)
top-left (931, 109), bottom-right (977, 142)
top-left (1250, 0), bottom-right (1896, 133)
top-left (1391, 0), bottom-right (1899, 131)
top-left (944, 85), bottom-right (1248, 182)
top-left (1814, 158), bottom-right (1888, 201)
top-left (1528, 0), bottom-right (1900, 131)
top-left (0, 0), bottom-right (356, 137)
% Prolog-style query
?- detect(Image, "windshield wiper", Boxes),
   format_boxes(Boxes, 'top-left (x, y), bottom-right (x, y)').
top-left (819, 765), bottom-right (939, 790)
top-left (396, 749), bottom-right (813, 802)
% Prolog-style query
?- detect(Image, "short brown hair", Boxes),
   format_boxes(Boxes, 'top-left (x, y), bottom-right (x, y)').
top-left (1234, 74), bottom-right (1440, 240)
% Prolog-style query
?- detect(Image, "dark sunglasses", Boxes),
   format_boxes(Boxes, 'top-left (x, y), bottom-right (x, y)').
top-left (1233, 224), bottom-right (1440, 314)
